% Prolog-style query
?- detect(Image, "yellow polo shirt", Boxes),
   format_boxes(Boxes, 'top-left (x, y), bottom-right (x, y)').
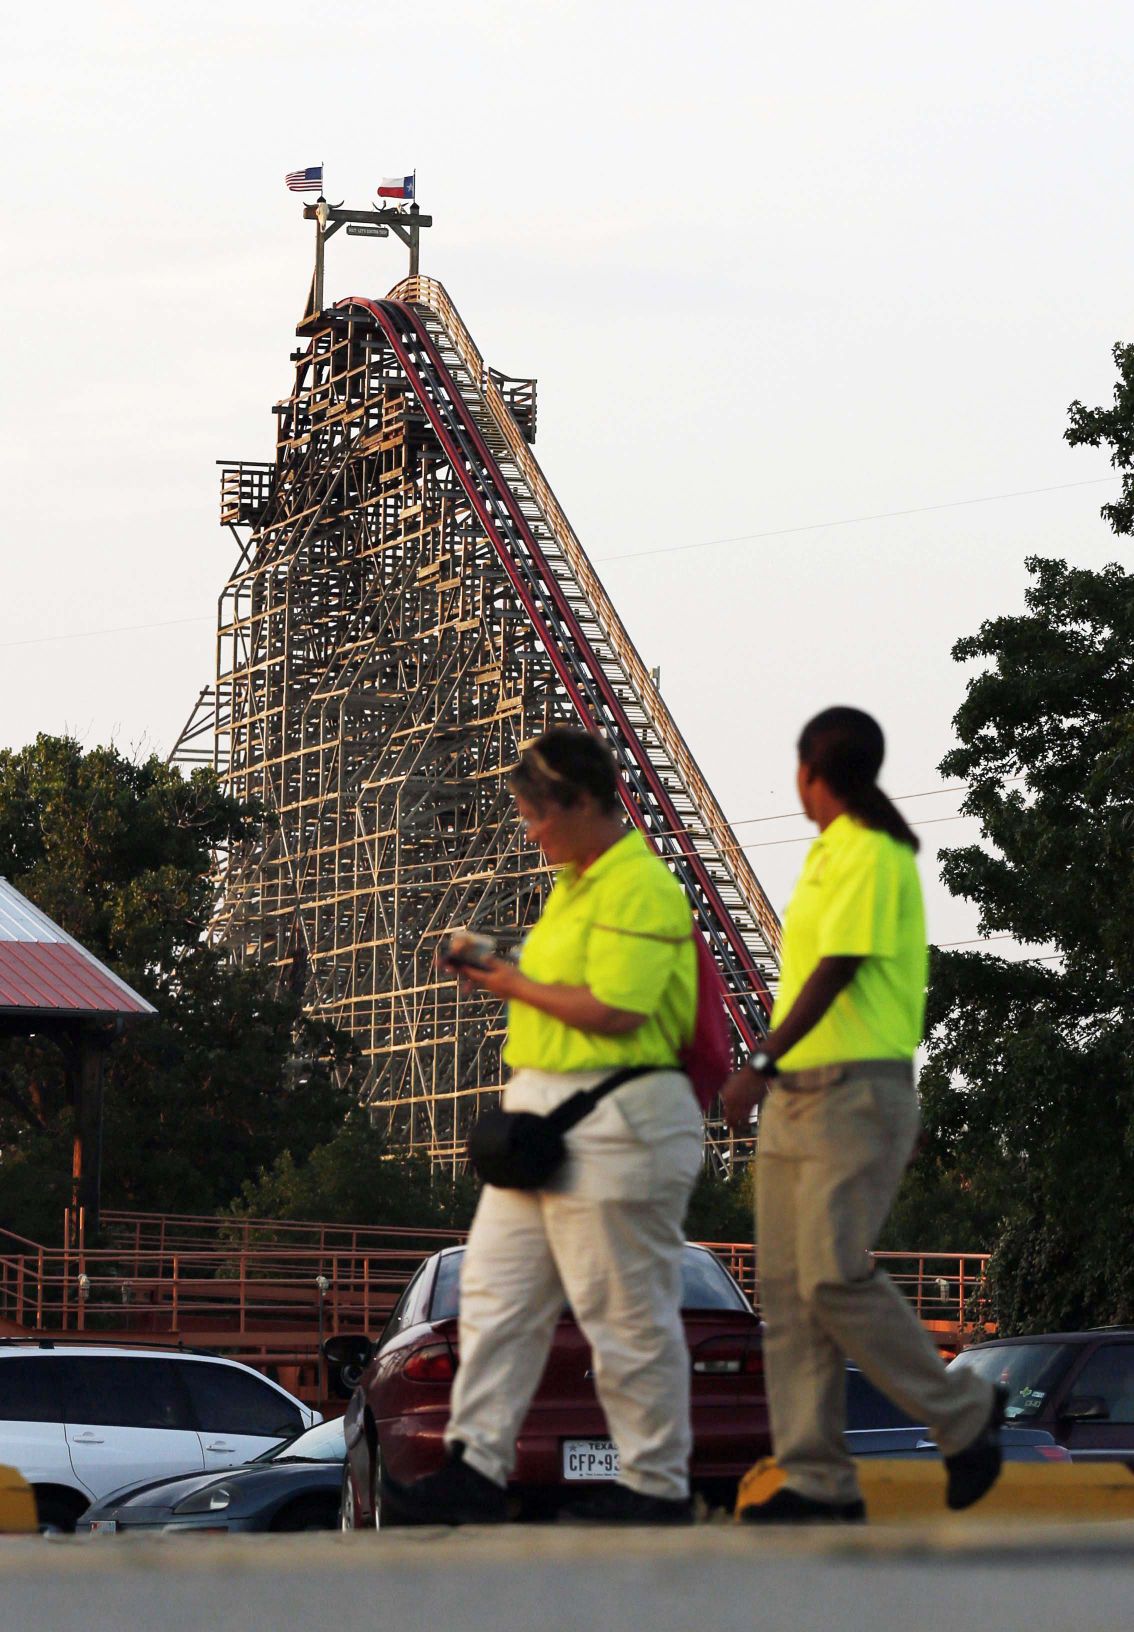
top-left (772, 813), bottom-right (927, 1071)
top-left (503, 828), bottom-right (697, 1073)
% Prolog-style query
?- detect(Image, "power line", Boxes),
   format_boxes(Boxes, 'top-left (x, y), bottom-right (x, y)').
top-left (0, 615), bottom-right (211, 651)
top-left (935, 934), bottom-right (1067, 961)
top-left (2, 477), bottom-right (1121, 650)
top-left (936, 934), bottom-right (1015, 948)
top-left (732, 811), bottom-right (974, 856)
top-left (596, 477), bottom-right (1122, 564)
top-left (728, 777), bottom-right (1027, 831)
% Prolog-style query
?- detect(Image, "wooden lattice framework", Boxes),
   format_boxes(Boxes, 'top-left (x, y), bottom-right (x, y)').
top-left (174, 277), bottom-right (780, 1169)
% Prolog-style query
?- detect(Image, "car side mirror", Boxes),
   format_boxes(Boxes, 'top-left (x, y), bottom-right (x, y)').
top-left (1060, 1394), bottom-right (1110, 1422)
top-left (322, 1334), bottom-right (376, 1400)
top-left (322, 1334), bottom-right (375, 1369)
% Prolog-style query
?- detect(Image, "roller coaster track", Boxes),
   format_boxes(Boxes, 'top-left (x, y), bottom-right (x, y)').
top-left (180, 274), bottom-right (783, 1160)
top-left (337, 285), bottom-right (779, 1042)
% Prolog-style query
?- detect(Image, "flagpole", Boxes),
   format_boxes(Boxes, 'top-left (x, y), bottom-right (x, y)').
top-left (314, 166), bottom-right (328, 313)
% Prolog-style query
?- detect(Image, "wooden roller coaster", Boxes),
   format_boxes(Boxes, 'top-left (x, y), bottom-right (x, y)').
top-left (173, 209), bottom-right (781, 1170)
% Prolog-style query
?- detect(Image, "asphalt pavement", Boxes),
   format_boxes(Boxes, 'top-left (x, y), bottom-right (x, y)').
top-left (3, 1522), bottom-right (1134, 1632)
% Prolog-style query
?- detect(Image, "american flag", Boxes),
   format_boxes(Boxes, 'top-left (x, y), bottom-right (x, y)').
top-left (285, 165), bottom-right (323, 193)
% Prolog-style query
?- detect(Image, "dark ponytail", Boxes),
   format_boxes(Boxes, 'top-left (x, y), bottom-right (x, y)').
top-left (797, 707), bottom-right (919, 852)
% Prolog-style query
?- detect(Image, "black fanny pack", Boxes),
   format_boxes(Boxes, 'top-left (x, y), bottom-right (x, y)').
top-left (467, 1066), bottom-right (664, 1191)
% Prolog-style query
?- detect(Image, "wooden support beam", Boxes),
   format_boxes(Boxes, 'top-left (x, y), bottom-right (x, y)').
top-left (68, 1027), bottom-right (108, 1245)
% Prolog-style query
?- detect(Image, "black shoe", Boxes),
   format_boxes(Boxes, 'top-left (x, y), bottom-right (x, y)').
top-left (944, 1384), bottom-right (1008, 1511)
top-left (380, 1447), bottom-right (508, 1526)
top-left (740, 1487), bottom-right (867, 1525)
top-left (560, 1483), bottom-right (694, 1525)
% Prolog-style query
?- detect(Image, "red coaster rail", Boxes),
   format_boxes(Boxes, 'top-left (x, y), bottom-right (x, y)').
top-left (333, 293), bottom-right (775, 1049)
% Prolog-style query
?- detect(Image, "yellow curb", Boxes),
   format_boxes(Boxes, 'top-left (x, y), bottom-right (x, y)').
top-left (0, 1466), bottom-right (37, 1534)
top-left (737, 1458), bottom-right (1134, 1526)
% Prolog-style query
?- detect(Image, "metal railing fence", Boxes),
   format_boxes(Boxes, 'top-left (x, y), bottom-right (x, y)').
top-left (1, 1217), bottom-right (990, 1349)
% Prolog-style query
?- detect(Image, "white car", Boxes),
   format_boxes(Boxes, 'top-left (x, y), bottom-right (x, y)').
top-left (0, 1342), bottom-right (321, 1530)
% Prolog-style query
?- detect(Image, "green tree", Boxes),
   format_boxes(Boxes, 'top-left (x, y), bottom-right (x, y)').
top-left (232, 1126), bottom-right (756, 1244)
top-left (0, 735), bottom-right (350, 1241)
top-left (1065, 342), bottom-right (1134, 538)
top-left (230, 1119), bottom-right (479, 1232)
top-left (684, 1162), bottom-right (756, 1244)
top-left (907, 548), bottom-right (1134, 1329)
top-left (890, 345), bottom-right (1134, 1332)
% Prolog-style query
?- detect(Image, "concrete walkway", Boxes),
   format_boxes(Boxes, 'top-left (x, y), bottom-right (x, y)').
top-left (3, 1523), bottom-right (1134, 1632)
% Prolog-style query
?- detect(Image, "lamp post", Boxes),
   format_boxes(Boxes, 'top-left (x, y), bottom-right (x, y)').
top-left (316, 1275), bottom-right (330, 1406)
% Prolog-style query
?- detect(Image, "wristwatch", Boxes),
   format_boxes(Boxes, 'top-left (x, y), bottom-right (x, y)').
top-left (746, 1050), bottom-right (779, 1079)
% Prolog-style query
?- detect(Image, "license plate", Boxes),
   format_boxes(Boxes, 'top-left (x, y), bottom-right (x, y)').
top-left (88, 1520), bottom-right (118, 1535)
top-left (562, 1438), bottom-right (620, 1481)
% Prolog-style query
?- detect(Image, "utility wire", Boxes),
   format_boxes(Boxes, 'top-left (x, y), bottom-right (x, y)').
top-left (0, 615), bottom-right (211, 650)
top-left (596, 477), bottom-right (1122, 564)
top-left (731, 811), bottom-right (973, 856)
top-left (727, 776), bottom-right (1027, 831)
top-left (2, 478), bottom-right (1120, 650)
top-left (632, 779), bottom-right (1029, 855)
top-left (936, 934), bottom-right (1015, 948)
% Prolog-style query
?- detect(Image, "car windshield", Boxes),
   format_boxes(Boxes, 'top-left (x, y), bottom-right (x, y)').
top-left (949, 1343), bottom-right (1074, 1420)
top-left (255, 1417), bottom-right (346, 1463)
top-left (429, 1247), bottom-right (747, 1322)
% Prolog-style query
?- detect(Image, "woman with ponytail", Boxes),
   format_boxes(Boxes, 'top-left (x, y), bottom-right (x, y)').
top-left (722, 707), bottom-right (1004, 1524)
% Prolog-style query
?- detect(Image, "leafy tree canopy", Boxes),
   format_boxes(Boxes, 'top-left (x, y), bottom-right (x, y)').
top-left (898, 345), bottom-right (1134, 1330)
top-left (1066, 341), bottom-right (1134, 539)
top-left (230, 1120), bottom-right (758, 1242)
top-left (229, 1120), bottom-right (479, 1233)
top-left (685, 1162), bottom-right (756, 1245)
top-left (0, 735), bottom-right (350, 1241)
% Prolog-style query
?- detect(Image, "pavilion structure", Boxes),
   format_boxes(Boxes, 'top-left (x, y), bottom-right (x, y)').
top-left (0, 878), bottom-right (155, 1241)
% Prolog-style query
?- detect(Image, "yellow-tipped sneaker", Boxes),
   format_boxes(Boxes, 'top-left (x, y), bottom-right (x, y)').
top-left (735, 1459), bottom-right (866, 1525)
top-left (735, 1458), bottom-right (788, 1516)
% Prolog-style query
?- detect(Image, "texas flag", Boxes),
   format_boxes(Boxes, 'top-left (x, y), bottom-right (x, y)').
top-left (377, 174), bottom-right (415, 200)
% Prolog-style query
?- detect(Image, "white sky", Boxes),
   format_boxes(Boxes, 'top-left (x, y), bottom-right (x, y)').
top-left (3, 0), bottom-right (1131, 952)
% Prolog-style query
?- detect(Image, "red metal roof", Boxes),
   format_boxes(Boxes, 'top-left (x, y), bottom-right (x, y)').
top-left (0, 878), bottom-right (155, 1019)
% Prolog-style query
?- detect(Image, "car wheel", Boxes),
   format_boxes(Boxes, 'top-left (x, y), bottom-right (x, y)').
top-left (340, 1459), bottom-right (365, 1531)
top-left (272, 1495), bottom-right (339, 1533)
top-left (373, 1444), bottom-right (404, 1530)
top-left (34, 1491), bottom-right (87, 1535)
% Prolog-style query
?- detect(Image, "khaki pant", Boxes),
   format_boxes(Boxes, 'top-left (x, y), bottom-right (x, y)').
top-left (756, 1061), bottom-right (994, 1505)
top-left (445, 1067), bottom-right (703, 1500)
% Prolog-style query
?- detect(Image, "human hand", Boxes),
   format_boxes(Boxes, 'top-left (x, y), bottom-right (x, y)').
top-left (442, 954), bottom-right (519, 999)
top-left (720, 1068), bottom-right (768, 1131)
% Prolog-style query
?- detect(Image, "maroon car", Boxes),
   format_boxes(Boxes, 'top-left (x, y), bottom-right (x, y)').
top-left (327, 1243), bottom-right (768, 1527)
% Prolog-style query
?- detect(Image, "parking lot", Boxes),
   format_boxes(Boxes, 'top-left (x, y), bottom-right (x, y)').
top-left (3, 1522), bottom-right (1134, 1632)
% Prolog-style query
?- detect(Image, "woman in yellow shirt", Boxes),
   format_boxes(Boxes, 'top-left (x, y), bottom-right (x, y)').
top-left (386, 727), bottom-right (703, 1527)
top-left (722, 707), bottom-right (1002, 1523)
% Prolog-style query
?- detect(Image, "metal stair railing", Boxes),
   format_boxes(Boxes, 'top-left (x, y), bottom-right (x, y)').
top-left (2, 1216), bottom-right (993, 1352)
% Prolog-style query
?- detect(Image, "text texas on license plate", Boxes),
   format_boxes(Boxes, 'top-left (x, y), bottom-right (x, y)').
top-left (562, 1438), bottom-right (620, 1481)
top-left (88, 1520), bottom-right (118, 1535)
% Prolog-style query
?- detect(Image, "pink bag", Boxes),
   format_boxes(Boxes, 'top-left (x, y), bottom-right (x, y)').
top-left (681, 934), bottom-right (733, 1111)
